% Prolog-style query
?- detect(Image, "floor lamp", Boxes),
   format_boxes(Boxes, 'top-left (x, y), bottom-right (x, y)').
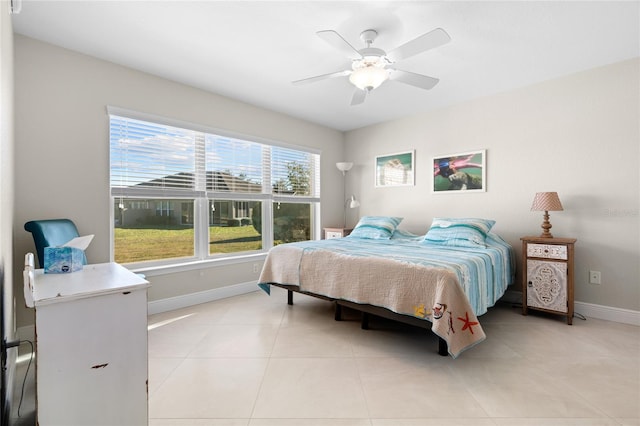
top-left (336, 162), bottom-right (360, 227)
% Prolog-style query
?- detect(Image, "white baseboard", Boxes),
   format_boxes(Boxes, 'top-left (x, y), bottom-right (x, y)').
top-left (574, 301), bottom-right (640, 326)
top-left (147, 280), bottom-right (259, 315)
top-left (503, 290), bottom-right (640, 326)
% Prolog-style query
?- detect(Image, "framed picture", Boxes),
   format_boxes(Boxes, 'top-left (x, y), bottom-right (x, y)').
top-left (375, 150), bottom-right (415, 187)
top-left (433, 149), bottom-right (486, 193)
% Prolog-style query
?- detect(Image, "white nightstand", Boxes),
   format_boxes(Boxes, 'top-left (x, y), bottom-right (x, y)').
top-left (324, 227), bottom-right (353, 239)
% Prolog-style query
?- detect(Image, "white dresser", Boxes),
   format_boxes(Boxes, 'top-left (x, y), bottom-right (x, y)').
top-left (25, 262), bottom-right (150, 425)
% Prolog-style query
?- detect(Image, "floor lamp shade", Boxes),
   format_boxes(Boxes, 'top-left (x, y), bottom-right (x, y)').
top-left (336, 162), bottom-right (353, 175)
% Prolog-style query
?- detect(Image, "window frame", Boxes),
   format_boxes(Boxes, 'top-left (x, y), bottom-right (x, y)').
top-left (108, 106), bottom-right (321, 274)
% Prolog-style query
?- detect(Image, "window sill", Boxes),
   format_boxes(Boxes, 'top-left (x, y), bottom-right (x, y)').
top-left (126, 252), bottom-right (268, 277)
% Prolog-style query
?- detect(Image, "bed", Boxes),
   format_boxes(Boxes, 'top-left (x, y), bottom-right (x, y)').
top-left (258, 216), bottom-right (515, 358)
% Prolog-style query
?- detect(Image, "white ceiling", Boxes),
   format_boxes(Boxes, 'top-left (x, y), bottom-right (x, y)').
top-left (12, 1), bottom-right (640, 132)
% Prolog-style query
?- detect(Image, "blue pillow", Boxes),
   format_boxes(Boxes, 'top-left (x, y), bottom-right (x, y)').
top-left (423, 217), bottom-right (495, 248)
top-left (349, 216), bottom-right (403, 239)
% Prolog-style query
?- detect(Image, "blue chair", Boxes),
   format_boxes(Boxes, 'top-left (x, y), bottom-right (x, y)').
top-left (24, 219), bottom-right (88, 268)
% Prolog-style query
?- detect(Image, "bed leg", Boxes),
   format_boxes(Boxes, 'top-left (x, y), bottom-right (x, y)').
top-left (287, 290), bottom-right (293, 305)
top-left (361, 312), bottom-right (370, 330)
top-left (334, 303), bottom-right (342, 321)
top-left (437, 337), bottom-right (448, 356)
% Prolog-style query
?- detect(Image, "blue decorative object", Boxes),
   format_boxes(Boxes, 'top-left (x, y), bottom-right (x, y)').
top-left (44, 247), bottom-right (84, 273)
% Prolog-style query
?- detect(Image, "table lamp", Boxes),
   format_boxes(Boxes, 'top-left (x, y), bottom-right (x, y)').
top-left (531, 191), bottom-right (563, 238)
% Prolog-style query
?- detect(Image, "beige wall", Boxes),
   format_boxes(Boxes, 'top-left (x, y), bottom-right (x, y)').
top-left (1, 0), bottom-right (18, 414)
top-left (345, 58), bottom-right (640, 312)
top-left (13, 35), bottom-right (345, 327)
top-left (1, 0), bottom-right (15, 334)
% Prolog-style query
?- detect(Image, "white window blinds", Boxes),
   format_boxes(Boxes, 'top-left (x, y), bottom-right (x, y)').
top-left (110, 113), bottom-right (320, 200)
top-left (272, 146), bottom-right (320, 198)
top-left (205, 134), bottom-right (264, 194)
top-left (110, 116), bottom-right (199, 196)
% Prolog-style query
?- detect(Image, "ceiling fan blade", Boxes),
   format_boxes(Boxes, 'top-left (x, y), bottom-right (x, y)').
top-left (387, 28), bottom-right (451, 62)
top-left (292, 70), bottom-right (351, 85)
top-left (350, 89), bottom-right (367, 106)
top-left (389, 69), bottom-right (440, 90)
top-left (317, 30), bottom-right (363, 59)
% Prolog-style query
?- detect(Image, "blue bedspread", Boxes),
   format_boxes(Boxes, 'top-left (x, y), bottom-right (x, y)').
top-left (263, 232), bottom-right (514, 316)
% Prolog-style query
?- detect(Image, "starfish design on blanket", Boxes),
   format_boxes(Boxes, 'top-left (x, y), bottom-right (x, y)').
top-left (457, 311), bottom-right (479, 334)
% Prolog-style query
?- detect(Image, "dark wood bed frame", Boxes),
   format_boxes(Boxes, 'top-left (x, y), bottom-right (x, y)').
top-left (271, 283), bottom-right (449, 356)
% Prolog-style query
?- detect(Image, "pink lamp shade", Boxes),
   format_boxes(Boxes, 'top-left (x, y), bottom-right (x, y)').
top-left (531, 192), bottom-right (563, 238)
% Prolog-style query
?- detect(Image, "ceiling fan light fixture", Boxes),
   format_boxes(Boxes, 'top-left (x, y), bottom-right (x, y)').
top-left (349, 64), bottom-right (389, 91)
top-left (296, 26), bottom-right (450, 104)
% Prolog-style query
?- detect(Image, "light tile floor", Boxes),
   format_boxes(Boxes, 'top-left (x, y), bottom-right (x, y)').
top-left (147, 287), bottom-right (640, 426)
top-left (10, 286), bottom-right (639, 425)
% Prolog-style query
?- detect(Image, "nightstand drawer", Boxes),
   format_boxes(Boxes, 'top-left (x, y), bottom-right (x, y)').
top-left (526, 243), bottom-right (568, 260)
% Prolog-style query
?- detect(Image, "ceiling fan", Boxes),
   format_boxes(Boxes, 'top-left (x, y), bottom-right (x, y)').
top-left (293, 27), bottom-right (451, 106)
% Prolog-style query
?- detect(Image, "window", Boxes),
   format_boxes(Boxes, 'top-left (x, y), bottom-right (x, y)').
top-left (109, 109), bottom-right (320, 267)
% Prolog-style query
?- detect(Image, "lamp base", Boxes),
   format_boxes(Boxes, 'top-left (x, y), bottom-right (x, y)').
top-left (539, 211), bottom-right (554, 238)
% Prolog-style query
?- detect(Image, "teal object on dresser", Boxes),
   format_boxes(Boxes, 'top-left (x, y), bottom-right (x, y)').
top-left (24, 219), bottom-right (88, 269)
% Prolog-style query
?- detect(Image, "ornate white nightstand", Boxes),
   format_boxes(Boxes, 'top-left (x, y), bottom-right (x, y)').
top-left (521, 236), bottom-right (577, 325)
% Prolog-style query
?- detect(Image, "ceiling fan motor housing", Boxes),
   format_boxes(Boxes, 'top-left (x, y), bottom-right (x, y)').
top-left (358, 47), bottom-right (387, 61)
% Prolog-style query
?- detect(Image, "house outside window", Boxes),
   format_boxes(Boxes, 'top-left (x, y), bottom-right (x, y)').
top-left (109, 108), bottom-right (320, 267)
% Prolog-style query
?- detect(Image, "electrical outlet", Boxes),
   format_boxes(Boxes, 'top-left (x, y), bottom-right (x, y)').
top-left (253, 263), bottom-right (260, 273)
top-left (589, 270), bottom-right (601, 285)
